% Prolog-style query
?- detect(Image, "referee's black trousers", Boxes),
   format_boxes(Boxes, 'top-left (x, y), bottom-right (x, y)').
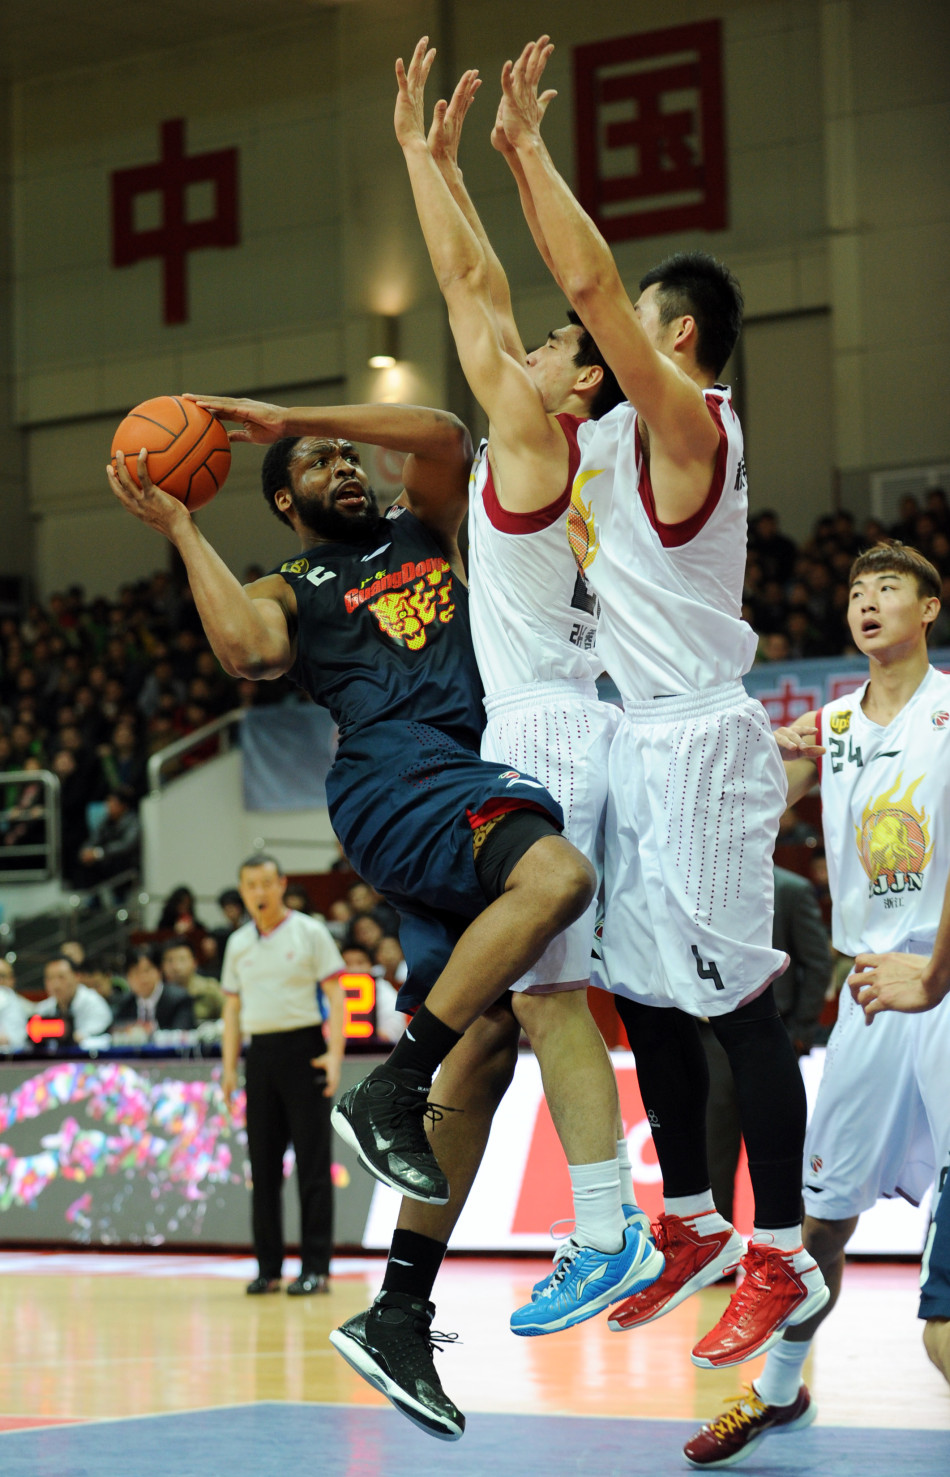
top-left (245, 1025), bottom-right (333, 1280)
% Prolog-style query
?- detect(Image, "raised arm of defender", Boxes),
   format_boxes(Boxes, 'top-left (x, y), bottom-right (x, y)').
top-left (394, 40), bottom-right (570, 508)
top-left (498, 37), bottom-right (721, 518)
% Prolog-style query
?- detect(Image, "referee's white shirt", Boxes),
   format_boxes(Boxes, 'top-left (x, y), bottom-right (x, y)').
top-left (221, 910), bottom-right (345, 1036)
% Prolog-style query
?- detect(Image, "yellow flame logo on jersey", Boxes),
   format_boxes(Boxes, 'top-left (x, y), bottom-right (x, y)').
top-left (855, 774), bottom-right (934, 899)
top-left (568, 468), bottom-right (603, 572)
top-left (368, 568), bottom-right (455, 651)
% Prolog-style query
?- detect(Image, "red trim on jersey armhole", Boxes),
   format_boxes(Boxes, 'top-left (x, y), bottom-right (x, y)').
top-left (466, 797), bottom-right (553, 830)
top-left (636, 395), bottom-right (730, 549)
top-left (481, 413), bottom-right (585, 534)
top-left (814, 707), bottom-right (823, 784)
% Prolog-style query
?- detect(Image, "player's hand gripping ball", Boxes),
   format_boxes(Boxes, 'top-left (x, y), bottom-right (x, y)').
top-left (110, 395), bottom-right (231, 510)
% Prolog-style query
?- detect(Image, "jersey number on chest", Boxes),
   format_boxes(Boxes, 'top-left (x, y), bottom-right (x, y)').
top-left (829, 735), bottom-right (863, 773)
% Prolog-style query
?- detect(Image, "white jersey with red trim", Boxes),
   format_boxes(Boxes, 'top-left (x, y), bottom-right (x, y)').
top-left (467, 414), bottom-right (602, 695)
top-left (572, 386), bottom-right (756, 702)
top-left (816, 666), bottom-right (950, 957)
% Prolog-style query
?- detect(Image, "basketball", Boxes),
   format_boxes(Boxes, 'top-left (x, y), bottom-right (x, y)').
top-left (110, 395), bottom-right (231, 511)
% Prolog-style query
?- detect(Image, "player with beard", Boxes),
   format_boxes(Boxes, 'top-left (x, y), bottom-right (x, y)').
top-left (107, 403), bottom-right (596, 1433)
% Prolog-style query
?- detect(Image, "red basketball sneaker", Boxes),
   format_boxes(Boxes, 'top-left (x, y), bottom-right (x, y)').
top-left (691, 1243), bottom-right (829, 1368)
top-left (683, 1384), bottom-right (816, 1468)
top-left (607, 1212), bottom-right (743, 1332)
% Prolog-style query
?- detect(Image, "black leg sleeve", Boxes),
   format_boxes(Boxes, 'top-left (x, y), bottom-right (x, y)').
top-left (698, 1021), bottom-right (743, 1225)
top-left (245, 1039), bottom-right (291, 1280)
top-left (614, 997), bottom-right (712, 1198)
top-left (708, 986), bottom-right (807, 1229)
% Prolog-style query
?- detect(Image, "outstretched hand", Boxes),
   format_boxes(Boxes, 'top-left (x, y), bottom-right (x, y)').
top-left (428, 67), bottom-right (481, 169)
top-left (500, 35), bottom-right (557, 148)
top-left (182, 394), bottom-right (288, 445)
top-left (106, 448), bottom-right (190, 538)
top-left (490, 96), bottom-right (515, 159)
top-left (395, 36), bottom-right (438, 149)
top-left (774, 726), bottom-right (825, 761)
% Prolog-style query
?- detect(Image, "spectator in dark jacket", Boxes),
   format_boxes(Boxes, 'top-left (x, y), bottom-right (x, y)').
top-left (111, 946), bottom-right (195, 1031)
top-left (73, 789), bottom-right (140, 889)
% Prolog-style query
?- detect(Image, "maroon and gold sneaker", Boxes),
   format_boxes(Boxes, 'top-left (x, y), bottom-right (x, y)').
top-left (684, 1384), bottom-right (816, 1468)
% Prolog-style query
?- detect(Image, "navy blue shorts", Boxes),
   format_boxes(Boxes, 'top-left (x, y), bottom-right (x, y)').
top-left (920, 1162), bottom-right (950, 1321)
top-left (326, 720), bottom-right (563, 1009)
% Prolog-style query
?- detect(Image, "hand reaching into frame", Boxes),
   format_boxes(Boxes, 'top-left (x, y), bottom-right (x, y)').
top-left (500, 35), bottom-right (558, 149)
top-left (182, 395), bottom-right (288, 445)
top-left (395, 36), bottom-right (438, 149)
top-left (427, 67), bottom-right (481, 172)
top-left (773, 726), bottom-right (825, 762)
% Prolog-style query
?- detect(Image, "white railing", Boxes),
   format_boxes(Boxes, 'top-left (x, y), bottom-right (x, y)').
top-left (0, 769), bottom-right (61, 881)
top-left (147, 710), bottom-right (246, 794)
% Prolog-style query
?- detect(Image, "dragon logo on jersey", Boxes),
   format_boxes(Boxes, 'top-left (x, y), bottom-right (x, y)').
top-left (855, 773), bottom-right (934, 899)
top-left (829, 711), bottom-right (851, 734)
top-left (567, 468), bottom-right (603, 572)
top-left (367, 566), bottom-right (455, 651)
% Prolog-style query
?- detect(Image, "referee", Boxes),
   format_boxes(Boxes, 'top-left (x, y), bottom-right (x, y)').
top-left (221, 853), bottom-right (346, 1295)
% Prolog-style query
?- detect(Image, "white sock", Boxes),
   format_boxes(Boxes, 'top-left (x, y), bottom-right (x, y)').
top-left (569, 1158), bottom-right (625, 1253)
top-left (664, 1190), bottom-right (717, 1219)
top-left (752, 1224), bottom-right (803, 1253)
top-left (754, 1337), bottom-right (811, 1407)
top-left (616, 1137), bottom-right (637, 1208)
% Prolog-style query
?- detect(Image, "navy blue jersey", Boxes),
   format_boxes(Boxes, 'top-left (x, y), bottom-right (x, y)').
top-left (277, 507), bottom-right (484, 748)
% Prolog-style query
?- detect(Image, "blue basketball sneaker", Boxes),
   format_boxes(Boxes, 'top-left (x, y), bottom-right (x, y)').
top-left (512, 1223), bottom-right (664, 1336)
top-left (530, 1205), bottom-right (654, 1300)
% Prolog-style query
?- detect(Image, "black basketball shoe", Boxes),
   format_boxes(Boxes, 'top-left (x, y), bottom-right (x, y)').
top-left (329, 1292), bottom-right (465, 1441)
top-left (331, 1067), bottom-right (450, 1203)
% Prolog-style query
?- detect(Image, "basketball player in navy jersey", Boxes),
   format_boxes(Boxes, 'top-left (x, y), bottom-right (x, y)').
top-left (108, 398), bottom-right (594, 1437)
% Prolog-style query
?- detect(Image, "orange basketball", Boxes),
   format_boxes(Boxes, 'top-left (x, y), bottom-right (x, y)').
top-left (111, 395), bottom-right (231, 511)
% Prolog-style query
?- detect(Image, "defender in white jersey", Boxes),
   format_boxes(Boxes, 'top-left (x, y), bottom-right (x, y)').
top-left (689, 542), bottom-right (950, 1468)
top-left (850, 866), bottom-right (950, 1392)
top-left (501, 35), bottom-right (826, 1376)
top-left (327, 50), bottom-right (663, 1440)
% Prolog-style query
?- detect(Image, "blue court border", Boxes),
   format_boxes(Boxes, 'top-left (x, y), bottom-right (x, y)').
top-left (1, 1401), bottom-right (947, 1477)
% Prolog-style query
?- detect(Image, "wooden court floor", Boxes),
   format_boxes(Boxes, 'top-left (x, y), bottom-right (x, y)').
top-left (0, 1250), bottom-right (947, 1473)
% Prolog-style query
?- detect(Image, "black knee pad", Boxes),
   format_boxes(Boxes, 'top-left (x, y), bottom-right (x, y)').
top-left (474, 808), bottom-right (563, 903)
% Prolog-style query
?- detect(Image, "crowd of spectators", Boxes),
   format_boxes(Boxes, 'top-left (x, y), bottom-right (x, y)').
top-left (0, 874), bottom-right (409, 1051)
top-left (746, 487), bottom-right (950, 661)
top-left (2, 490), bottom-right (948, 884)
top-left (0, 566), bottom-right (300, 883)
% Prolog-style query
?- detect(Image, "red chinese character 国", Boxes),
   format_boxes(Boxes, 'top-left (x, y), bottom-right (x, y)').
top-left (574, 21), bottom-right (727, 243)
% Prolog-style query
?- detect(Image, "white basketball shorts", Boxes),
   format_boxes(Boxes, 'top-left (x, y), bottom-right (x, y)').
top-left (481, 681), bottom-right (618, 993)
top-left (803, 947), bottom-right (950, 1220)
top-left (593, 680), bottom-right (789, 1016)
